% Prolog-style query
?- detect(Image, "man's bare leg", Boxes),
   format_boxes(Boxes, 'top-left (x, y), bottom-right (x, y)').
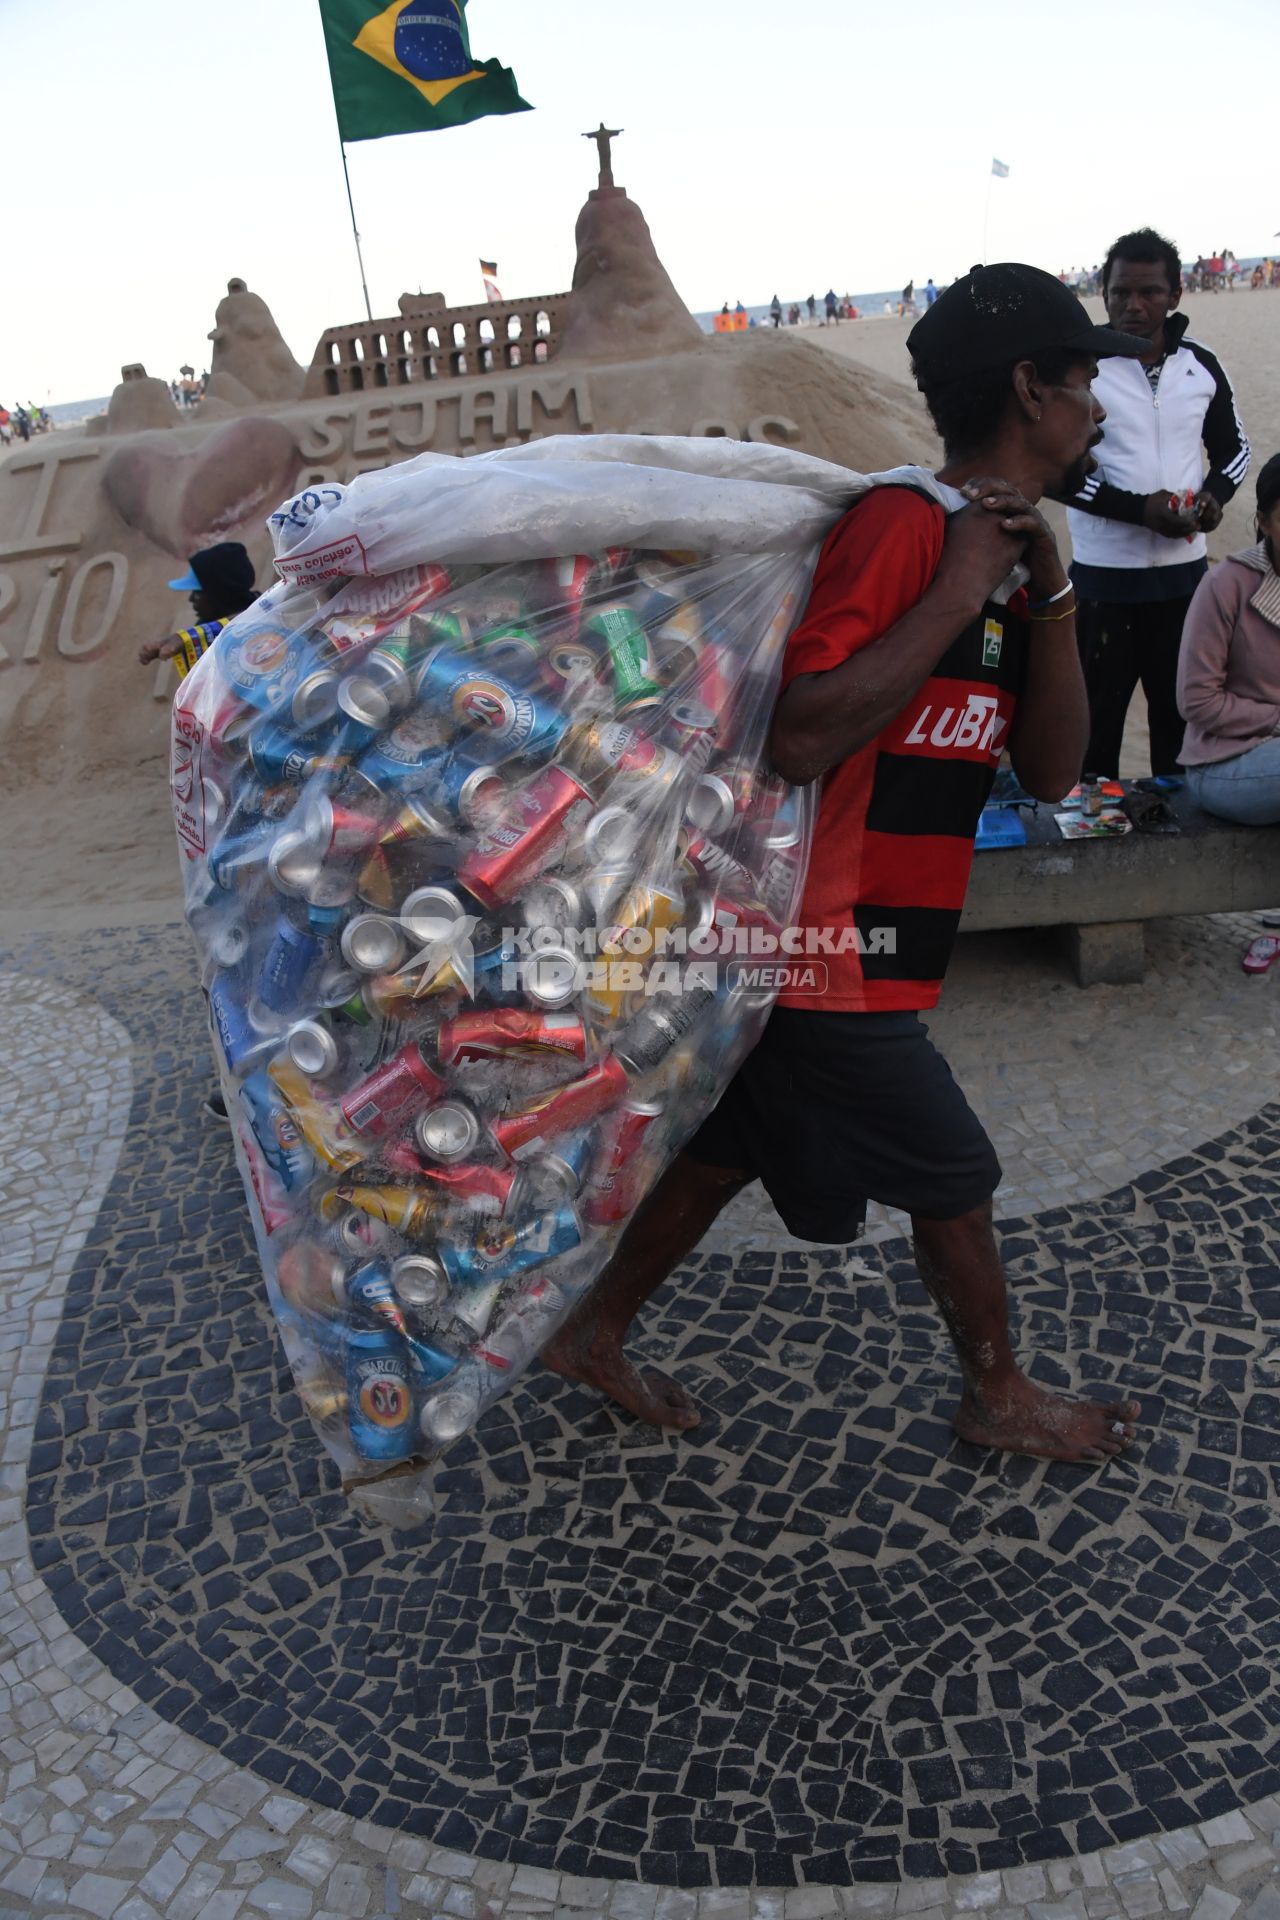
top-left (541, 1153), bottom-right (751, 1428)
top-left (912, 1202), bottom-right (1140, 1464)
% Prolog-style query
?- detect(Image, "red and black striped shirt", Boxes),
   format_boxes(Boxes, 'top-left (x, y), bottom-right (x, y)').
top-left (777, 483), bottom-right (1026, 1012)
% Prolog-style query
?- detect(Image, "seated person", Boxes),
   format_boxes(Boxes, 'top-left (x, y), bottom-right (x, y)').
top-left (1178, 454), bottom-right (1280, 824)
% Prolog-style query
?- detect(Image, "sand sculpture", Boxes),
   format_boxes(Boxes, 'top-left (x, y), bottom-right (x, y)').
top-left (561, 127), bottom-right (703, 361)
top-left (98, 364), bottom-right (183, 436)
top-left (102, 417), bottom-right (305, 559)
top-left (207, 278), bottom-right (306, 406)
top-left (0, 142), bottom-right (934, 879)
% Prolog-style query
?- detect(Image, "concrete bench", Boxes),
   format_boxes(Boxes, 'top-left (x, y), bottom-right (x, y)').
top-left (961, 786), bottom-right (1280, 984)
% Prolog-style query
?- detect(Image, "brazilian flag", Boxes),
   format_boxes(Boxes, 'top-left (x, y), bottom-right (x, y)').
top-left (319, 0), bottom-right (531, 143)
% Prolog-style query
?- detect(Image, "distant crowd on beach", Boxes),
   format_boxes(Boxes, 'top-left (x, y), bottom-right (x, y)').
top-left (718, 287), bottom-right (905, 331)
top-left (1056, 251), bottom-right (1280, 295)
top-left (1184, 251), bottom-right (1280, 291)
top-left (715, 246), bottom-right (1280, 337)
top-left (717, 293), bottom-right (866, 330)
top-left (0, 402), bottom-right (52, 445)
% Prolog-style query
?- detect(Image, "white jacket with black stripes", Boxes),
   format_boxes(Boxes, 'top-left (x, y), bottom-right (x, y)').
top-left (1066, 312), bottom-right (1250, 571)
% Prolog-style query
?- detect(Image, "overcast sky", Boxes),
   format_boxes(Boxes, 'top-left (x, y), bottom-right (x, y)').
top-left (4, 0), bottom-right (1275, 405)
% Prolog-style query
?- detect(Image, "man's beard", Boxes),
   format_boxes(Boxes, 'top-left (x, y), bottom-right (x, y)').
top-left (1057, 452), bottom-right (1095, 498)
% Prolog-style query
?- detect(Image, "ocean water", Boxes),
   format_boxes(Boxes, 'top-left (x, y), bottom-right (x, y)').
top-left (47, 396), bottom-right (109, 427)
top-left (5, 396), bottom-right (110, 428)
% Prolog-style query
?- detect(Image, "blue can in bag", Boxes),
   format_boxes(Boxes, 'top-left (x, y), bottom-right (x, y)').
top-left (345, 1326), bottom-right (415, 1462)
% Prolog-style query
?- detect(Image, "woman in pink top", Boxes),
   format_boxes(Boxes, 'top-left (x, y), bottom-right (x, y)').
top-left (1177, 454), bottom-right (1280, 824)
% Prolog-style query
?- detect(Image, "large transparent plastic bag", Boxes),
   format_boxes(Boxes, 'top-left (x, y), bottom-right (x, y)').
top-left (170, 436), bottom-right (866, 1518)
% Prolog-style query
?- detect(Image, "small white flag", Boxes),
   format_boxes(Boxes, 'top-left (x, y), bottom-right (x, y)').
top-left (991, 158), bottom-right (1010, 178)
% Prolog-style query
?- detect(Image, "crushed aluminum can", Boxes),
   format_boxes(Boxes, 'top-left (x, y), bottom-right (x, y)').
top-left (207, 916), bottom-right (250, 970)
top-left (268, 828), bottom-right (324, 898)
top-left (285, 1018), bottom-right (341, 1080)
top-left (491, 1055), bottom-right (629, 1162)
top-left (519, 875), bottom-right (583, 935)
top-left (685, 773), bottom-right (737, 836)
top-left (334, 675), bottom-right (395, 757)
top-left (341, 913), bottom-right (408, 975)
top-left (315, 958), bottom-right (363, 1008)
top-left (522, 945), bottom-right (580, 1010)
top-left (208, 975), bottom-right (282, 1076)
top-left (391, 1252), bottom-right (451, 1313)
top-left (433, 755), bottom-right (507, 828)
top-left (301, 792), bottom-right (383, 854)
top-left (420, 1372), bottom-right (482, 1445)
top-left (345, 1325), bottom-right (415, 1462)
top-left (534, 1128), bottom-right (594, 1197)
top-left (415, 1100), bottom-right (481, 1163)
top-left (583, 804), bottom-right (640, 865)
top-left (665, 698), bottom-right (719, 774)
top-left (447, 1275), bottom-right (506, 1335)
top-left (614, 983), bottom-right (719, 1077)
top-left (378, 793), bottom-right (454, 849)
top-left (399, 884), bottom-right (470, 948)
top-left (582, 1094), bottom-right (666, 1225)
top-left (290, 668), bottom-right (340, 731)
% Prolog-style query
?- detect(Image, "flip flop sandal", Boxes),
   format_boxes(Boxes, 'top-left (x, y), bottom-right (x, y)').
top-left (1243, 935), bottom-right (1280, 974)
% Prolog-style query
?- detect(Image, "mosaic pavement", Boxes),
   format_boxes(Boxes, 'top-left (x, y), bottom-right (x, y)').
top-left (2, 917), bottom-right (1280, 1919)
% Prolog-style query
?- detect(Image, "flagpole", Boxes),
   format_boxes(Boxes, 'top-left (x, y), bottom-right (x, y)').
top-left (982, 170), bottom-right (993, 265)
top-left (340, 140), bottom-right (374, 323)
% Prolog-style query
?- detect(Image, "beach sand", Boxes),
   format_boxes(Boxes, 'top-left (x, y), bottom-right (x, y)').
top-left (6, 290), bottom-right (1275, 930)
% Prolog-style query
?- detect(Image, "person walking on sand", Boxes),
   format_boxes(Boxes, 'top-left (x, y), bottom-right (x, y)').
top-left (1067, 227), bottom-right (1250, 777)
top-left (769, 293), bottom-right (783, 328)
top-left (545, 263), bottom-right (1146, 1466)
top-left (806, 293), bottom-right (817, 322)
top-left (824, 288), bottom-right (839, 324)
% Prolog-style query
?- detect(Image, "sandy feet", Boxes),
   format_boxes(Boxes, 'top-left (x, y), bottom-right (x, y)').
top-left (542, 1341), bottom-right (1141, 1462)
top-left (955, 1374), bottom-right (1141, 1464)
top-left (544, 1323), bottom-right (1139, 1465)
top-left (541, 1323), bottom-right (701, 1430)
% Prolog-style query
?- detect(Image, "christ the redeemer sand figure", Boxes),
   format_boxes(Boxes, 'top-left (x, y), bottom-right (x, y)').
top-left (583, 122), bottom-right (623, 189)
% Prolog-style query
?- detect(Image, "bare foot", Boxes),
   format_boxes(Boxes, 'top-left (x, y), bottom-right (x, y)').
top-left (954, 1374), bottom-right (1140, 1464)
top-left (541, 1321), bottom-right (701, 1430)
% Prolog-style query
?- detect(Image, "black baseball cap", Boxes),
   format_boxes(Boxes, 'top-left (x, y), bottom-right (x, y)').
top-left (168, 541), bottom-right (257, 608)
top-left (907, 263), bottom-right (1148, 380)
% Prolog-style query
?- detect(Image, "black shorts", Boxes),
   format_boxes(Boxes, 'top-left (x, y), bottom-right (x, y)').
top-left (685, 1007), bottom-right (1000, 1243)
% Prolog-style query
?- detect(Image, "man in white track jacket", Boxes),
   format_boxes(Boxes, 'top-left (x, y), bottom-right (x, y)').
top-left (1066, 227), bottom-right (1250, 775)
